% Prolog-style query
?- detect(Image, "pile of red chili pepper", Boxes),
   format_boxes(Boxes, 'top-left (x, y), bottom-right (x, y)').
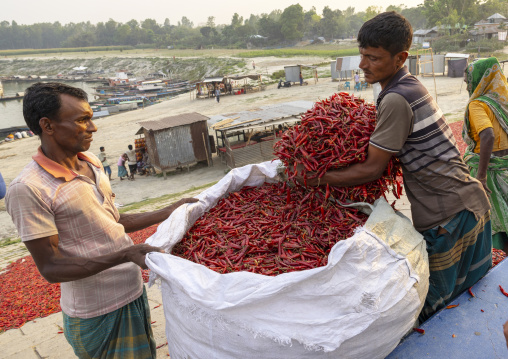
top-left (0, 225), bottom-right (158, 332)
top-left (274, 92), bottom-right (403, 203)
top-left (173, 93), bottom-right (405, 275)
top-left (172, 182), bottom-right (368, 275)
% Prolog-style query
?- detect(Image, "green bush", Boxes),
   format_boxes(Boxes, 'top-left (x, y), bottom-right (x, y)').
top-left (431, 34), bottom-right (468, 53)
top-left (271, 69), bottom-right (285, 79)
top-left (466, 39), bottom-right (506, 54)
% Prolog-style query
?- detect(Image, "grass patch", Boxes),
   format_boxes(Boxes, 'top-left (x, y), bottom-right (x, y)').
top-left (0, 46), bottom-right (135, 56)
top-left (118, 181), bottom-right (218, 213)
top-left (238, 47), bottom-right (359, 59)
top-left (0, 237), bottom-right (21, 248)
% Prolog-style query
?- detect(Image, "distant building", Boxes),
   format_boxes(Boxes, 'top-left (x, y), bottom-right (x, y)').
top-left (470, 13), bottom-right (507, 41)
top-left (413, 28), bottom-right (439, 44)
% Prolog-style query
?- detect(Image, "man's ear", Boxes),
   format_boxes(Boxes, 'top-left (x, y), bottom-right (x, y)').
top-left (397, 51), bottom-right (409, 67)
top-left (39, 117), bottom-right (54, 135)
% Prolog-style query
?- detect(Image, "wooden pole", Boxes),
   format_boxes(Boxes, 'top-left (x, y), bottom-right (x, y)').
top-left (202, 132), bottom-right (211, 167)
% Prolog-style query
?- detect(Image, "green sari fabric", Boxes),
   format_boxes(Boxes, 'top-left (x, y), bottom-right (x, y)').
top-left (463, 57), bottom-right (508, 244)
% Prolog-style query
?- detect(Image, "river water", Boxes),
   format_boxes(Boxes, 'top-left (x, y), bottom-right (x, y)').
top-left (0, 81), bottom-right (100, 131)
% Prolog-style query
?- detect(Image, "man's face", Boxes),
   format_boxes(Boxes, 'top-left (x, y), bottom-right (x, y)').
top-left (49, 94), bottom-right (96, 153)
top-left (359, 46), bottom-right (407, 88)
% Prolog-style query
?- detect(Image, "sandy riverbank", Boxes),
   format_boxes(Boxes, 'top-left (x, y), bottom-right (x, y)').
top-left (0, 56), bottom-right (470, 240)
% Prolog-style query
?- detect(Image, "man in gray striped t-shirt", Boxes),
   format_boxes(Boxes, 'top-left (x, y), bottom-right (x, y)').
top-left (298, 12), bottom-right (492, 321)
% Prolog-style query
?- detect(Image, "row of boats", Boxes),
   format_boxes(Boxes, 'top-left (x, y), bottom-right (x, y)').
top-left (90, 76), bottom-right (195, 118)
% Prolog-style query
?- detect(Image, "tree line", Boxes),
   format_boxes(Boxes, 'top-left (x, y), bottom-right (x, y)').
top-left (0, 1), bottom-right (505, 50)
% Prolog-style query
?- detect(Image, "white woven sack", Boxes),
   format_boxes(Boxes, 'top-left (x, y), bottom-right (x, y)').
top-left (146, 160), bottom-right (429, 359)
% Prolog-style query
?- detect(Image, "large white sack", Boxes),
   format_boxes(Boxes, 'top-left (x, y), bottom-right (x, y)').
top-left (146, 160), bottom-right (429, 359)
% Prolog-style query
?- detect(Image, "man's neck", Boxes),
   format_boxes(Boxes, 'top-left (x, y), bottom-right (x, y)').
top-left (41, 143), bottom-right (83, 172)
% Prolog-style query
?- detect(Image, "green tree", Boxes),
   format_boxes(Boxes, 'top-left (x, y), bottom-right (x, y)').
top-left (319, 6), bottom-right (345, 39)
top-left (364, 6), bottom-right (383, 22)
top-left (279, 4), bottom-right (305, 41)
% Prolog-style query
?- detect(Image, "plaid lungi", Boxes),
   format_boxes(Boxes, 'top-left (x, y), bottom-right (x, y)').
top-left (63, 286), bottom-right (156, 359)
top-left (419, 210), bottom-right (492, 321)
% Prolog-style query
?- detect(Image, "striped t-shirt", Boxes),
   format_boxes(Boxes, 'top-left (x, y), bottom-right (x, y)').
top-left (369, 67), bottom-right (490, 232)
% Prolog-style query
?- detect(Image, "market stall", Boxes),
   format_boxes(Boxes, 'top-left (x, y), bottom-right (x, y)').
top-left (228, 74), bottom-right (266, 95)
top-left (209, 101), bottom-right (314, 169)
top-left (195, 76), bottom-right (231, 99)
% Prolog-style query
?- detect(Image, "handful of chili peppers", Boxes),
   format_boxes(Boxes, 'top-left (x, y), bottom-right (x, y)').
top-left (274, 92), bottom-right (403, 203)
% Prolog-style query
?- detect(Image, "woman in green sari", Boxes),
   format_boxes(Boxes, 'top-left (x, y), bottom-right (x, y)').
top-left (463, 57), bottom-right (508, 253)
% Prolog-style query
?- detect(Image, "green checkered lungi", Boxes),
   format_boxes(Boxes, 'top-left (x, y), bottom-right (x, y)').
top-left (63, 286), bottom-right (156, 359)
top-left (419, 210), bottom-right (492, 321)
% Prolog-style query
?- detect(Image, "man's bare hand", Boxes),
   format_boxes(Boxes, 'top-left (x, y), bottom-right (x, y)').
top-left (294, 164), bottom-right (322, 187)
top-left (477, 176), bottom-right (492, 195)
top-left (125, 244), bottom-right (164, 269)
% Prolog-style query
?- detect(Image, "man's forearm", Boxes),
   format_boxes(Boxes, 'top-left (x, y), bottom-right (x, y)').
top-left (39, 250), bottom-right (129, 283)
top-left (120, 203), bottom-right (179, 233)
top-left (320, 162), bottom-right (384, 187)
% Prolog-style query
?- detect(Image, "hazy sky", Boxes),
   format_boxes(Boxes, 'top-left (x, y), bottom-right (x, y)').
top-left (2, 0), bottom-right (423, 26)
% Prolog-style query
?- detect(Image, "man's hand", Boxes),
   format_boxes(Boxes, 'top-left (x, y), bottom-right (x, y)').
top-left (120, 197), bottom-right (199, 233)
top-left (124, 244), bottom-right (164, 270)
top-left (476, 176), bottom-right (492, 195)
top-left (294, 164), bottom-right (324, 187)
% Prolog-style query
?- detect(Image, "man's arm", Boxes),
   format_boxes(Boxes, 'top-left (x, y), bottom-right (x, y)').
top-left (24, 234), bottom-right (162, 283)
top-left (477, 127), bottom-right (494, 194)
top-left (297, 145), bottom-right (393, 187)
top-left (119, 198), bottom-right (198, 233)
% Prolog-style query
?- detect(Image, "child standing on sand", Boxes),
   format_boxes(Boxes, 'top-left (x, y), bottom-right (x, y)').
top-left (117, 153), bottom-right (129, 180)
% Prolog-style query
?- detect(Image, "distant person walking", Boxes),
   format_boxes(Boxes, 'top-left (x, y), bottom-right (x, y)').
top-left (252, 61), bottom-right (256, 70)
top-left (215, 87), bottom-right (220, 103)
top-left (117, 153), bottom-right (128, 180)
top-left (299, 71), bottom-right (303, 86)
top-left (98, 146), bottom-right (113, 180)
top-left (126, 145), bottom-right (137, 180)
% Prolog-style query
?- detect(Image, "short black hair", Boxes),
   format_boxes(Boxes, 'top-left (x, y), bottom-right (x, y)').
top-left (357, 11), bottom-right (413, 56)
top-left (23, 82), bottom-right (88, 136)
top-left (100, 146), bottom-right (105, 151)
top-left (128, 144), bottom-right (133, 150)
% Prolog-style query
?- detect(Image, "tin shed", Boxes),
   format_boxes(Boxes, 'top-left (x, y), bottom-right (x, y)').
top-left (137, 112), bottom-right (212, 179)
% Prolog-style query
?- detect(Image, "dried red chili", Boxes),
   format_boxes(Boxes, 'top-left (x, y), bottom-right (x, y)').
top-left (468, 287), bottom-right (475, 298)
top-left (173, 182), bottom-right (368, 276)
top-left (499, 285), bottom-right (508, 297)
top-left (273, 92), bottom-right (403, 204)
top-left (413, 328), bottom-right (425, 334)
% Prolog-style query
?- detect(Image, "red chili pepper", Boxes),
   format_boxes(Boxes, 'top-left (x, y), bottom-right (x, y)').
top-left (468, 287), bottom-right (475, 298)
top-left (413, 328), bottom-right (425, 334)
top-left (446, 304), bottom-right (459, 309)
top-left (499, 285), bottom-right (508, 297)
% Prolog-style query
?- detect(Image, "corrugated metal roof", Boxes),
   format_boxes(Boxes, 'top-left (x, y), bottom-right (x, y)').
top-left (138, 112), bottom-right (209, 132)
top-left (208, 100), bottom-right (314, 131)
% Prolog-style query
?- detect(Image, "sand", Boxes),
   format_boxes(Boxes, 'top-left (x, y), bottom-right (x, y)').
top-left (0, 56), bottom-right (471, 240)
